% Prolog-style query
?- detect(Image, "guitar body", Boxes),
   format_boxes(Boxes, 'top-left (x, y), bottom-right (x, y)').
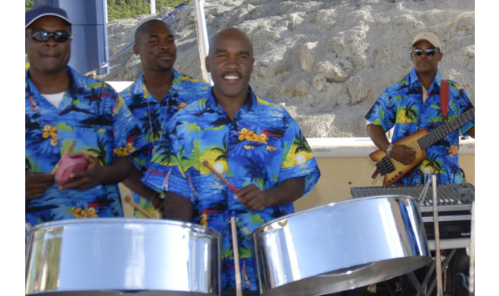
top-left (369, 107), bottom-right (474, 186)
top-left (369, 129), bottom-right (429, 186)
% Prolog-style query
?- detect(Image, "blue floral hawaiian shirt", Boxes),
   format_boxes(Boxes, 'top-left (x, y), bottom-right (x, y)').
top-left (120, 70), bottom-right (210, 217)
top-left (142, 86), bottom-right (321, 293)
top-left (365, 69), bottom-right (475, 185)
top-left (25, 66), bottom-right (147, 228)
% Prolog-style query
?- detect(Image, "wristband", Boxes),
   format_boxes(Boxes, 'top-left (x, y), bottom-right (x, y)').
top-left (386, 144), bottom-right (394, 158)
top-left (150, 192), bottom-right (166, 202)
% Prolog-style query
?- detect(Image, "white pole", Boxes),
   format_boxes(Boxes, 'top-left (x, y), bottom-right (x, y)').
top-left (193, 0), bottom-right (212, 85)
top-left (150, 0), bottom-right (156, 15)
top-left (431, 175), bottom-right (444, 296)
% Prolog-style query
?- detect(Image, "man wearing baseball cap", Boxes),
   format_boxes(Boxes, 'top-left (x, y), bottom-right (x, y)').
top-left (365, 31), bottom-right (474, 185)
top-left (25, 5), bottom-right (147, 228)
top-left (411, 31), bottom-right (441, 49)
top-left (364, 32), bottom-right (475, 293)
top-left (25, 5), bottom-right (72, 29)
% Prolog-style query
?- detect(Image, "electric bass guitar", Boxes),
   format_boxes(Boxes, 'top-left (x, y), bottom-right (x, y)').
top-left (370, 107), bottom-right (474, 186)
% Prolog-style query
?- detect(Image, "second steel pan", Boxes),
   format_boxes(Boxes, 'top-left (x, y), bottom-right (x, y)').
top-left (252, 195), bottom-right (431, 296)
top-left (25, 218), bottom-right (220, 296)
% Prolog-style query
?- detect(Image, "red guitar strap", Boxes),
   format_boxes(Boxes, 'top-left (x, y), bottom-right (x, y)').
top-left (440, 79), bottom-right (449, 119)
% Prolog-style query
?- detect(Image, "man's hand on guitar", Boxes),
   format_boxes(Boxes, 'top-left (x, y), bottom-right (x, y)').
top-left (391, 145), bottom-right (416, 165)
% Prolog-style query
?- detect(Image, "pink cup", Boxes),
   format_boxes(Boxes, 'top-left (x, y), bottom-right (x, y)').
top-left (55, 153), bottom-right (89, 185)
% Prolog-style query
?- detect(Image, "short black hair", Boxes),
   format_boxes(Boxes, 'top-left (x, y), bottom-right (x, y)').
top-left (134, 19), bottom-right (171, 43)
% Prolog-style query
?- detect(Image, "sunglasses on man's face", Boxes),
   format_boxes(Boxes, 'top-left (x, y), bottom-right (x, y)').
top-left (26, 30), bottom-right (72, 43)
top-left (412, 48), bottom-right (439, 57)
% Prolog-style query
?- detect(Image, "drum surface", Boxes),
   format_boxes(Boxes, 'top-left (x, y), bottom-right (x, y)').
top-left (25, 218), bottom-right (220, 295)
top-left (252, 195), bottom-right (431, 296)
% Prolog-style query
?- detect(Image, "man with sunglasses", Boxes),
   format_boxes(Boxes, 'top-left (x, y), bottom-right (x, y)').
top-left (365, 32), bottom-right (475, 186)
top-left (364, 32), bottom-right (475, 295)
top-left (119, 19), bottom-right (210, 220)
top-left (25, 5), bottom-right (147, 228)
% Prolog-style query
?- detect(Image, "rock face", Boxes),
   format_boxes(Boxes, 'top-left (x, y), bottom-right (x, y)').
top-left (101, 0), bottom-right (475, 138)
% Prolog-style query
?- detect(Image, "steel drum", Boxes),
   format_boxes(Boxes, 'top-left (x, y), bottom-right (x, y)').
top-left (25, 218), bottom-right (221, 296)
top-left (252, 195), bottom-right (431, 296)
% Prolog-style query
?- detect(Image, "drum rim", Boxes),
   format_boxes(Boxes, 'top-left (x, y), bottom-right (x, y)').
top-left (251, 194), bottom-right (417, 235)
top-left (27, 217), bottom-right (221, 238)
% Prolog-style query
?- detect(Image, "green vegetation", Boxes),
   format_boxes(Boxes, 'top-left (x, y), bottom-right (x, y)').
top-left (25, 0), bottom-right (34, 11)
top-left (25, 0), bottom-right (189, 21)
top-left (107, 0), bottom-right (189, 21)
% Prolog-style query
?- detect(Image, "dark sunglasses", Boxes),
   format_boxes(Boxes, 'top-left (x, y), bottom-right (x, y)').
top-left (412, 48), bottom-right (439, 57)
top-left (26, 30), bottom-right (72, 43)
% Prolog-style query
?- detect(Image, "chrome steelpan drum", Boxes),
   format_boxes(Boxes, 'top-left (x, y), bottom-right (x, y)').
top-left (252, 195), bottom-right (431, 296)
top-left (25, 218), bottom-right (220, 296)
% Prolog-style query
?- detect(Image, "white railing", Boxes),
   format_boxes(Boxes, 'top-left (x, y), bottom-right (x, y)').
top-left (108, 81), bottom-right (475, 158)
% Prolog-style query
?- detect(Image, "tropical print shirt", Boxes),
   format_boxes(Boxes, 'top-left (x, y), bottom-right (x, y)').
top-left (142, 86), bottom-right (321, 292)
top-left (365, 69), bottom-right (475, 185)
top-left (25, 66), bottom-right (147, 228)
top-left (120, 70), bottom-right (210, 217)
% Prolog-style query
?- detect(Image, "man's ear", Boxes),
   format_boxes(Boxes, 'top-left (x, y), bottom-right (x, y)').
top-left (133, 43), bottom-right (140, 56)
top-left (205, 56), bottom-right (210, 72)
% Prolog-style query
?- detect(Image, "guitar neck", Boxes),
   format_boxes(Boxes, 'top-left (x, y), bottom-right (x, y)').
top-left (417, 108), bottom-right (475, 150)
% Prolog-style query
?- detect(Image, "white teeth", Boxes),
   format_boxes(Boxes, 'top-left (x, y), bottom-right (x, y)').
top-left (224, 75), bottom-right (239, 80)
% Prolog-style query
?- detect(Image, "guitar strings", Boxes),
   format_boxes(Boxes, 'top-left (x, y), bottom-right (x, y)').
top-left (392, 107), bottom-right (474, 154)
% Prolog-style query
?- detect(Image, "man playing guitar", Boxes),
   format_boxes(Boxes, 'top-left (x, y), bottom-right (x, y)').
top-left (365, 32), bottom-right (475, 296)
top-left (365, 32), bottom-right (475, 187)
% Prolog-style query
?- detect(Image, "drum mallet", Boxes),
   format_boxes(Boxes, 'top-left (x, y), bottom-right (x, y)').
top-left (202, 161), bottom-right (239, 194)
top-left (124, 196), bottom-right (154, 218)
top-left (231, 217), bottom-right (243, 296)
top-left (51, 140), bottom-right (76, 174)
top-left (431, 175), bottom-right (444, 296)
top-left (202, 161), bottom-right (243, 296)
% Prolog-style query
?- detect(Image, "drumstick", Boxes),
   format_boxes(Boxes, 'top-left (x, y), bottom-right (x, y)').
top-left (231, 217), bottom-right (243, 296)
top-left (51, 140), bottom-right (76, 174)
top-left (124, 196), bottom-right (154, 218)
top-left (431, 175), bottom-right (444, 296)
top-left (202, 161), bottom-right (239, 193)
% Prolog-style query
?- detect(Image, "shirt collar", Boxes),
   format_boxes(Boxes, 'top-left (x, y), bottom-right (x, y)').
top-left (130, 69), bottom-right (180, 98)
top-left (26, 65), bottom-right (76, 96)
top-left (25, 69), bottom-right (40, 97)
top-left (206, 85), bottom-right (256, 112)
top-left (408, 68), bottom-right (443, 87)
top-left (130, 73), bottom-right (145, 95)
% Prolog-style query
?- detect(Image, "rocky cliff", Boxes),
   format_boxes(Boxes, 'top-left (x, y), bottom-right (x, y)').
top-left (101, 0), bottom-right (475, 138)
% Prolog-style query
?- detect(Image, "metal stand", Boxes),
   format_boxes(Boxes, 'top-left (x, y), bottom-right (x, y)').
top-left (468, 201), bottom-right (475, 296)
top-left (404, 177), bottom-right (453, 296)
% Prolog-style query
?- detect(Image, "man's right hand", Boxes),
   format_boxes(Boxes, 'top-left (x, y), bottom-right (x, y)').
top-left (390, 144), bottom-right (417, 165)
top-left (26, 173), bottom-right (55, 199)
